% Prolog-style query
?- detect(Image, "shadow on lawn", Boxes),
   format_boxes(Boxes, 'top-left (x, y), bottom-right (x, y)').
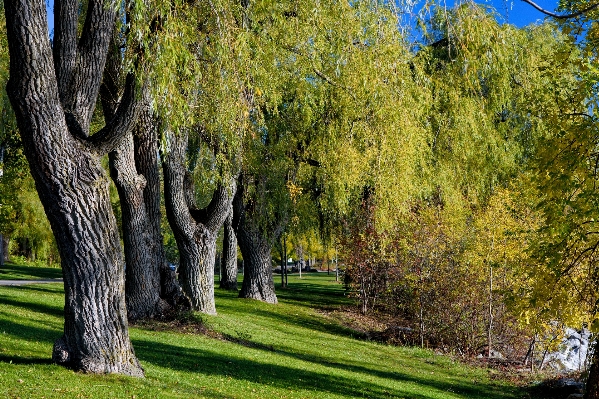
top-left (0, 294), bottom-right (64, 318)
top-left (0, 318), bottom-right (58, 365)
top-left (134, 338), bottom-right (514, 399)
top-left (275, 280), bottom-right (351, 309)
top-left (0, 314), bottom-right (59, 342)
top-left (0, 354), bottom-right (54, 365)
top-left (0, 263), bottom-right (62, 280)
top-left (134, 339), bottom-right (413, 399)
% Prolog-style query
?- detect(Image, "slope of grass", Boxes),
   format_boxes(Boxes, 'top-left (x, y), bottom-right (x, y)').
top-left (0, 269), bottom-right (532, 398)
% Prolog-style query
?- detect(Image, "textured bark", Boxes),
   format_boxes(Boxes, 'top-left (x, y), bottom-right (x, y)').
top-left (110, 130), bottom-right (163, 320)
top-left (4, 0), bottom-right (142, 376)
top-left (232, 182), bottom-right (278, 304)
top-left (586, 343), bottom-right (599, 399)
top-left (219, 208), bottom-right (238, 291)
top-left (133, 112), bottom-right (189, 313)
top-left (102, 42), bottom-right (162, 321)
top-left (101, 32), bottom-right (186, 320)
top-left (163, 131), bottom-right (235, 314)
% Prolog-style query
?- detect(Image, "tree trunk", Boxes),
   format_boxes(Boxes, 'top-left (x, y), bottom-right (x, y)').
top-left (585, 340), bottom-right (599, 399)
top-left (4, 0), bottom-right (143, 376)
top-left (232, 184), bottom-right (278, 304)
top-left (103, 60), bottom-right (162, 320)
top-left (220, 208), bottom-right (239, 291)
top-left (0, 233), bottom-right (4, 267)
top-left (110, 130), bottom-right (164, 320)
top-left (133, 111), bottom-right (188, 313)
top-left (1, 235), bottom-right (8, 264)
top-left (162, 131), bottom-right (234, 314)
top-left (102, 33), bottom-right (186, 320)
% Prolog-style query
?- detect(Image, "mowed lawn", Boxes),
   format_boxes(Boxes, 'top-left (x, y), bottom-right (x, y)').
top-left (0, 265), bottom-right (532, 398)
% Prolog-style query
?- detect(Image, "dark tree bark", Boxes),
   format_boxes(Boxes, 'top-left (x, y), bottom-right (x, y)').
top-left (133, 109), bottom-right (189, 314)
top-left (586, 339), bottom-right (599, 399)
top-left (1, 235), bottom-right (8, 264)
top-left (101, 31), bottom-right (187, 321)
top-left (0, 233), bottom-right (4, 267)
top-left (102, 40), bottom-right (161, 321)
top-left (219, 207), bottom-right (238, 291)
top-left (162, 131), bottom-right (235, 314)
top-left (232, 179), bottom-right (279, 304)
top-left (4, 0), bottom-right (143, 376)
top-left (110, 129), bottom-right (164, 320)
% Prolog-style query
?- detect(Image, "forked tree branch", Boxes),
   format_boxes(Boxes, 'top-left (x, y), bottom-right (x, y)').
top-left (87, 73), bottom-right (141, 154)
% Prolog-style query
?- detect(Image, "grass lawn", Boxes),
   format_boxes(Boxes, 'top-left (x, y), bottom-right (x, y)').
top-left (0, 268), bottom-right (534, 398)
top-left (0, 262), bottom-right (62, 280)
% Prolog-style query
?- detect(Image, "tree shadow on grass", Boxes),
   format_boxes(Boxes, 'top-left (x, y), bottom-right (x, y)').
top-left (0, 315), bottom-right (59, 342)
top-left (0, 263), bottom-right (62, 280)
top-left (9, 285), bottom-right (64, 295)
top-left (0, 319), bottom-right (58, 365)
top-left (0, 295), bottom-right (64, 318)
top-left (0, 355), bottom-right (54, 365)
top-left (229, 337), bottom-right (515, 399)
top-left (275, 281), bottom-right (351, 309)
top-left (214, 302), bottom-right (366, 340)
top-left (134, 338), bottom-right (435, 399)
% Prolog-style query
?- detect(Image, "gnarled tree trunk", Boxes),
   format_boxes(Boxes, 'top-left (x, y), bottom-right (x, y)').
top-left (219, 207), bottom-right (239, 291)
top-left (232, 181), bottom-right (278, 304)
top-left (133, 110), bottom-right (188, 314)
top-left (4, 0), bottom-right (143, 376)
top-left (162, 131), bottom-right (235, 314)
top-left (101, 32), bottom-right (186, 321)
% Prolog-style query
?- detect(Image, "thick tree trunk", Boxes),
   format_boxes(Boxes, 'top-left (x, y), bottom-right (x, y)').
top-left (133, 111), bottom-right (188, 312)
top-left (585, 341), bottom-right (599, 399)
top-left (232, 185), bottom-right (278, 304)
top-left (102, 34), bottom-right (186, 320)
top-left (4, 0), bottom-right (143, 376)
top-left (162, 131), bottom-right (234, 314)
top-left (103, 46), bottom-right (162, 320)
top-left (220, 208), bottom-right (239, 291)
top-left (110, 131), bottom-right (164, 320)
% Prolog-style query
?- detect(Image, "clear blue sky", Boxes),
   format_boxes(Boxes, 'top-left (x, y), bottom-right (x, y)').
top-left (482, 0), bottom-right (559, 26)
top-left (45, 0), bottom-right (559, 35)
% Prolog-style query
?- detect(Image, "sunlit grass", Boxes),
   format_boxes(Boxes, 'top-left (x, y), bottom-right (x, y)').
top-left (0, 270), bottom-right (532, 398)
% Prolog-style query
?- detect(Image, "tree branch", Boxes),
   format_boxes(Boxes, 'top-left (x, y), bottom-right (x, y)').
top-left (64, 0), bottom-right (119, 135)
top-left (53, 0), bottom-right (78, 105)
top-left (86, 74), bottom-right (141, 154)
top-left (191, 178), bottom-right (237, 233)
top-left (521, 0), bottom-right (599, 19)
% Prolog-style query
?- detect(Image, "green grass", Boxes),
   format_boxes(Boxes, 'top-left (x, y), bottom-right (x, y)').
top-left (0, 262), bottom-right (62, 280)
top-left (0, 269), bottom-right (533, 398)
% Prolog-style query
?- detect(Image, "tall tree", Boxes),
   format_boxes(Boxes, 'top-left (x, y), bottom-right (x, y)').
top-left (101, 27), bottom-right (187, 321)
top-left (3, 0), bottom-right (143, 375)
top-left (219, 205), bottom-right (239, 291)
top-left (162, 130), bottom-right (236, 314)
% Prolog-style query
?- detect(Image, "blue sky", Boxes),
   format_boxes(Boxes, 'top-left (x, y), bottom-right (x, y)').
top-left (481, 0), bottom-right (559, 26)
top-left (45, 0), bottom-right (559, 34)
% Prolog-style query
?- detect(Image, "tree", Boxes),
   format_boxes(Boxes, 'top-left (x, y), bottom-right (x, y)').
top-left (219, 205), bottom-right (239, 291)
top-left (3, 0), bottom-right (143, 375)
top-left (163, 129), bottom-right (236, 314)
top-left (101, 25), bottom-right (187, 321)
